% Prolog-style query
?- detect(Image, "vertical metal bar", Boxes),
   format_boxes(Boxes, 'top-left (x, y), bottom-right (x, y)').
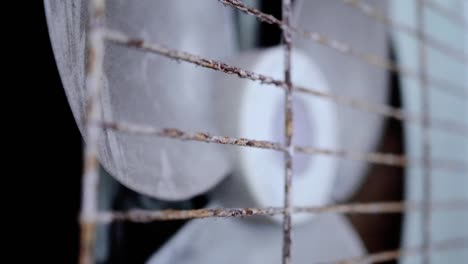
top-left (417, 1), bottom-right (432, 264)
top-left (79, 0), bottom-right (106, 263)
top-left (282, 0), bottom-right (293, 263)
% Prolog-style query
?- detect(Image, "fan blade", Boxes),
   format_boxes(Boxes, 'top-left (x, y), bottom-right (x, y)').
top-left (44, 0), bottom-right (237, 200)
top-left (294, 0), bottom-right (389, 202)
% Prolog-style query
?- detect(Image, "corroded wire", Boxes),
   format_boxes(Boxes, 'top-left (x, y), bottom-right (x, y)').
top-left (79, 0), bottom-right (106, 263)
top-left (104, 29), bottom-right (468, 136)
top-left (100, 120), bottom-right (467, 172)
top-left (94, 200), bottom-right (468, 223)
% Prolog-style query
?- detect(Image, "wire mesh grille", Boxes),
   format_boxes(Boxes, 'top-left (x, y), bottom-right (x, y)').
top-left (78, 0), bottom-right (468, 263)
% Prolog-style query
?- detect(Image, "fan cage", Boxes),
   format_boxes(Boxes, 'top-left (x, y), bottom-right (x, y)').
top-left (79, 0), bottom-right (468, 263)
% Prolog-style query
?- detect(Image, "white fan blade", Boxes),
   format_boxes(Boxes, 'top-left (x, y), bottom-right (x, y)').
top-left (213, 46), bottom-right (339, 225)
top-left (44, 0), bottom-right (237, 200)
top-left (294, 0), bottom-right (389, 202)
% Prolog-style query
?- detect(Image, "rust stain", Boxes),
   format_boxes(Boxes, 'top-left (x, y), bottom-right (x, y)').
top-left (126, 38), bottom-right (144, 48)
top-left (98, 120), bottom-right (468, 172)
top-left (79, 221), bottom-right (97, 264)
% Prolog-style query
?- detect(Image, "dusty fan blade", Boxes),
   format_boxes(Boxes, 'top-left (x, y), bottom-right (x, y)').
top-left (44, 0), bottom-right (237, 200)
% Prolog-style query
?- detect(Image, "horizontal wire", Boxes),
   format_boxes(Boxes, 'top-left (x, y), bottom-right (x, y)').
top-left (342, 0), bottom-right (468, 64)
top-left (420, 0), bottom-right (468, 28)
top-left (218, 0), bottom-right (468, 100)
top-left (100, 120), bottom-right (468, 172)
top-left (331, 237), bottom-right (468, 264)
top-left (296, 146), bottom-right (407, 167)
top-left (93, 200), bottom-right (468, 223)
top-left (104, 29), bottom-right (468, 136)
top-left (100, 120), bottom-right (285, 150)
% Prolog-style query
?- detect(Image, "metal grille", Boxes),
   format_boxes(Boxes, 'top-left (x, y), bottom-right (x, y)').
top-left (79, 0), bottom-right (468, 263)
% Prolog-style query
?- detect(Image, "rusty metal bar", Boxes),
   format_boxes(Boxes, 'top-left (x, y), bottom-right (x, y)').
top-left (104, 29), bottom-right (468, 136)
top-left (100, 120), bottom-right (468, 172)
top-left (94, 201), bottom-right (468, 223)
top-left (100, 120), bottom-right (466, 171)
top-left (79, 0), bottom-right (106, 263)
top-left (100, 120), bottom-right (285, 151)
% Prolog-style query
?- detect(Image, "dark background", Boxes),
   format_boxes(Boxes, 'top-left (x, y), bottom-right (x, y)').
top-left (29, 2), bottom-right (83, 263)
